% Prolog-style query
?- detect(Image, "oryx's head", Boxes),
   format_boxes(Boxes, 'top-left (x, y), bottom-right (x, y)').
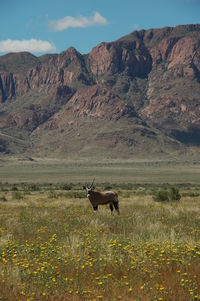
top-left (83, 179), bottom-right (95, 198)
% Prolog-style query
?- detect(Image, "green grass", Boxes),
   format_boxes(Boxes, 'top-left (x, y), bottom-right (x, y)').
top-left (0, 158), bottom-right (200, 184)
top-left (0, 185), bottom-right (199, 301)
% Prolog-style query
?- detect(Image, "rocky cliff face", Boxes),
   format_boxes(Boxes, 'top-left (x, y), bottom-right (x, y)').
top-left (0, 24), bottom-right (200, 157)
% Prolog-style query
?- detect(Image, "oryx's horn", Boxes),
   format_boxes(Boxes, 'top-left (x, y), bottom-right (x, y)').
top-left (90, 178), bottom-right (95, 188)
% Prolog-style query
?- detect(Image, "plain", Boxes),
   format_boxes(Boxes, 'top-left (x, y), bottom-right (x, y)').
top-left (0, 159), bottom-right (199, 300)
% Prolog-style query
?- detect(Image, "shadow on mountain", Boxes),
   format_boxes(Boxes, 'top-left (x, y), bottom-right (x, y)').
top-left (0, 138), bottom-right (8, 153)
top-left (171, 126), bottom-right (200, 146)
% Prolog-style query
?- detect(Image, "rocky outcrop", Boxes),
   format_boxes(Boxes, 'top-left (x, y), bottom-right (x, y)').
top-left (57, 85), bottom-right (137, 121)
top-left (0, 24), bottom-right (200, 156)
top-left (88, 41), bottom-right (152, 78)
top-left (0, 73), bottom-right (16, 102)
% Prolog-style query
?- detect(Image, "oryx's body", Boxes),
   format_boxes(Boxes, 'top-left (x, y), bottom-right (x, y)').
top-left (83, 184), bottom-right (119, 214)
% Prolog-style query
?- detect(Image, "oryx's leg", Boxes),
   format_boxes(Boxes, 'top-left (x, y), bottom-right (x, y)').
top-left (93, 205), bottom-right (98, 213)
top-left (109, 203), bottom-right (114, 215)
top-left (113, 201), bottom-right (119, 215)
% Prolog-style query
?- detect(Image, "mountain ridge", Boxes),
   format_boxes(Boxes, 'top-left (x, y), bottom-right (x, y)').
top-left (0, 24), bottom-right (200, 159)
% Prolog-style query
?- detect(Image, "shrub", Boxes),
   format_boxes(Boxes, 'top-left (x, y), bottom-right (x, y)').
top-left (182, 191), bottom-right (200, 197)
top-left (11, 185), bottom-right (18, 191)
top-left (12, 191), bottom-right (24, 200)
top-left (104, 185), bottom-right (112, 190)
top-left (153, 186), bottom-right (181, 202)
top-left (30, 184), bottom-right (39, 191)
top-left (63, 191), bottom-right (86, 199)
top-left (60, 184), bottom-right (72, 191)
top-left (47, 190), bottom-right (58, 199)
top-left (0, 195), bottom-right (8, 202)
top-left (168, 186), bottom-right (181, 201)
top-left (153, 188), bottom-right (169, 202)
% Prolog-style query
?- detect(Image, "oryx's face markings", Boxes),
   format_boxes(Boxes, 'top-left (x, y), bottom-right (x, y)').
top-left (86, 187), bottom-right (92, 198)
top-left (83, 185), bottom-right (94, 198)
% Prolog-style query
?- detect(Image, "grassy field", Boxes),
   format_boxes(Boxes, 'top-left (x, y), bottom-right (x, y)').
top-left (0, 181), bottom-right (200, 301)
top-left (0, 157), bottom-right (200, 184)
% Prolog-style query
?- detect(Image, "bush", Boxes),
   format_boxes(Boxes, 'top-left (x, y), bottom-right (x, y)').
top-left (12, 191), bottom-right (24, 200)
top-left (11, 185), bottom-right (18, 191)
top-left (0, 195), bottom-right (8, 202)
top-left (153, 188), bottom-right (169, 202)
top-left (47, 190), bottom-right (58, 199)
top-left (168, 186), bottom-right (181, 201)
top-left (153, 186), bottom-right (181, 202)
top-left (63, 191), bottom-right (86, 199)
top-left (30, 184), bottom-right (39, 191)
top-left (104, 185), bottom-right (112, 190)
top-left (60, 184), bottom-right (72, 191)
top-left (182, 191), bottom-right (200, 197)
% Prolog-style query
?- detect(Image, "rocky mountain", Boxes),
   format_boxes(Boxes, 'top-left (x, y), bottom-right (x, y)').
top-left (0, 24), bottom-right (200, 159)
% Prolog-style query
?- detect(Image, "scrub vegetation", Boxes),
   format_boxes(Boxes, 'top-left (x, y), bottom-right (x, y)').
top-left (0, 182), bottom-right (199, 301)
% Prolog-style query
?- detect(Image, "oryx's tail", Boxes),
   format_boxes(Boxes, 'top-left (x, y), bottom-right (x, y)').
top-left (113, 196), bottom-right (119, 215)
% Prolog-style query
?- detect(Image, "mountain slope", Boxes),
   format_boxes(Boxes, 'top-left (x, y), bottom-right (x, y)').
top-left (0, 24), bottom-right (200, 158)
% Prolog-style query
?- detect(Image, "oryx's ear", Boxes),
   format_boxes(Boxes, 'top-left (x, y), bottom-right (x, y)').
top-left (83, 186), bottom-right (86, 190)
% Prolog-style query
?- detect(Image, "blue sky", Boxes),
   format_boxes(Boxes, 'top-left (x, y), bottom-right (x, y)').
top-left (0, 0), bottom-right (200, 55)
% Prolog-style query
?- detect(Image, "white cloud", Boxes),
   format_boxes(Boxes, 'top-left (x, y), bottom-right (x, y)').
top-left (48, 12), bottom-right (108, 32)
top-left (0, 39), bottom-right (57, 54)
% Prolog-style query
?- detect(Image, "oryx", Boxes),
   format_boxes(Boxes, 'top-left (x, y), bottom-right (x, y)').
top-left (83, 179), bottom-right (119, 215)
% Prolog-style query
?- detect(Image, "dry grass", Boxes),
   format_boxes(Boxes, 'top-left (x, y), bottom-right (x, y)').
top-left (0, 187), bottom-right (199, 301)
top-left (0, 158), bottom-right (200, 184)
